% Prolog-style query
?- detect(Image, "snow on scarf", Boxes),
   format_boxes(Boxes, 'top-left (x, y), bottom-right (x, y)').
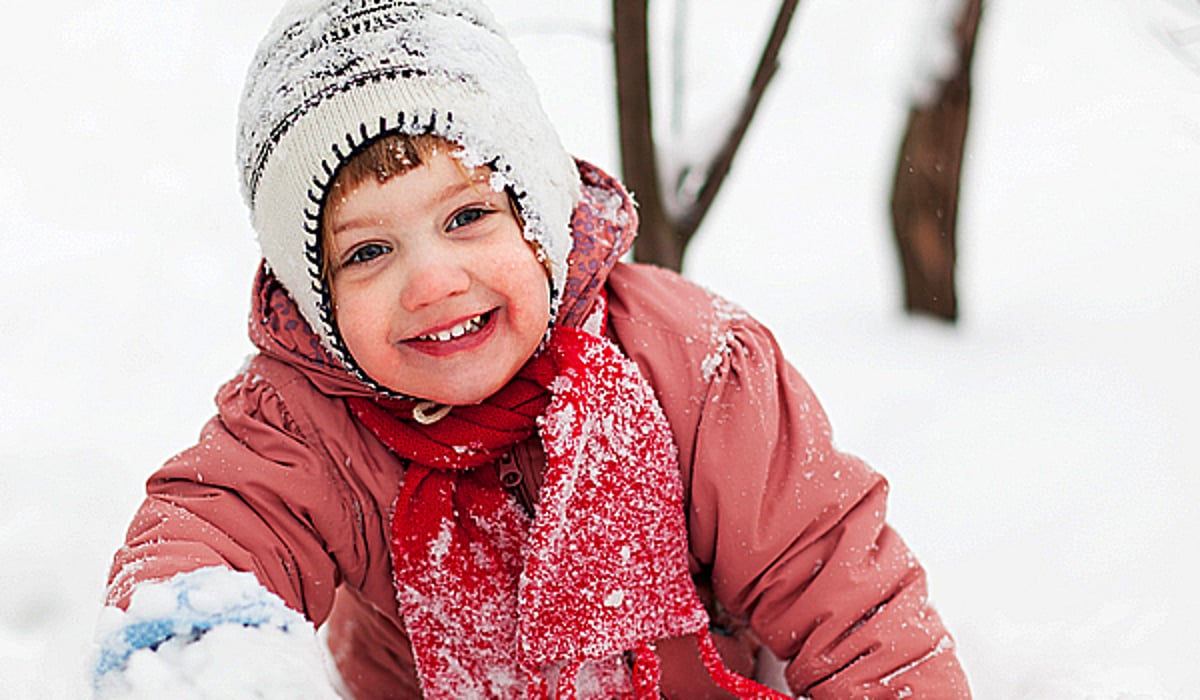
top-left (349, 323), bottom-right (787, 699)
top-left (343, 163), bottom-right (788, 698)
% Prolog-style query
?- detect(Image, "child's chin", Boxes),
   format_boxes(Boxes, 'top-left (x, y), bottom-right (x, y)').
top-left (432, 375), bottom-right (518, 407)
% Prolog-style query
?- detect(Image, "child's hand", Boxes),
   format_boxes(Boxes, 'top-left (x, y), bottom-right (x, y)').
top-left (92, 567), bottom-right (341, 699)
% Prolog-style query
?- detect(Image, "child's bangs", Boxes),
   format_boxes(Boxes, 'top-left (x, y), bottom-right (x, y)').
top-left (336, 133), bottom-right (444, 191)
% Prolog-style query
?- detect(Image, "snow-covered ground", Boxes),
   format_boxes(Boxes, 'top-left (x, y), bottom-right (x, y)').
top-left (2, 0), bottom-right (1197, 697)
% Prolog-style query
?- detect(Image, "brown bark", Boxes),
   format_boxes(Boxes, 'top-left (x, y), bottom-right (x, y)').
top-left (613, 0), bottom-right (680, 269)
top-left (889, 0), bottom-right (984, 321)
top-left (612, 0), bottom-right (801, 271)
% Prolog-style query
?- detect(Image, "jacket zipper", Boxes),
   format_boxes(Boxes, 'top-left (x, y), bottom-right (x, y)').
top-left (497, 437), bottom-right (545, 517)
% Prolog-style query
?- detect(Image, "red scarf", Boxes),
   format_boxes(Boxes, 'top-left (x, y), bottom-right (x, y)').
top-left (349, 326), bottom-right (787, 699)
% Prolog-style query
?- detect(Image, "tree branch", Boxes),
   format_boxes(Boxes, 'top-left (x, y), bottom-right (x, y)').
top-left (676, 0), bottom-right (802, 238)
top-left (889, 0), bottom-right (984, 321)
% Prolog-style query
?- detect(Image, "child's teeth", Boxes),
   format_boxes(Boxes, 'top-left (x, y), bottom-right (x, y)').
top-left (420, 313), bottom-right (485, 342)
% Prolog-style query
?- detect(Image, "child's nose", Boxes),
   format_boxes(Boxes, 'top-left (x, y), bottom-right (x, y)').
top-left (399, 246), bottom-right (470, 311)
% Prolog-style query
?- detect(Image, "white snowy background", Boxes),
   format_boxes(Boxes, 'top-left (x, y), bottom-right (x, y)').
top-left (2, 0), bottom-right (1197, 697)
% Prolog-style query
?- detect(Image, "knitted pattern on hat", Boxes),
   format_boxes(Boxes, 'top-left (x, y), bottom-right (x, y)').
top-left (237, 0), bottom-right (580, 392)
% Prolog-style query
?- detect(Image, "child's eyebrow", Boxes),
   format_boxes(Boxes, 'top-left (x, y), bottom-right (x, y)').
top-left (330, 178), bottom-right (492, 237)
top-left (436, 178), bottom-right (483, 205)
top-left (331, 213), bottom-right (385, 238)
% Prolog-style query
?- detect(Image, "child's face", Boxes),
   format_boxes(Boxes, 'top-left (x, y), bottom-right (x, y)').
top-left (326, 149), bottom-right (551, 404)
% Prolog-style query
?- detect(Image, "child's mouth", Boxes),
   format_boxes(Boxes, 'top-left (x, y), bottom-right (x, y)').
top-left (409, 310), bottom-right (494, 344)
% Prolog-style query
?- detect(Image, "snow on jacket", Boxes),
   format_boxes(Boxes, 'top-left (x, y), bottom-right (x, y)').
top-left (105, 162), bottom-right (970, 698)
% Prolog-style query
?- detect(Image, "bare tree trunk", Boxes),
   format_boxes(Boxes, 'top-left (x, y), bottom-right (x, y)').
top-left (890, 0), bottom-right (984, 321)
top-left (612, 0), bottom-right (801, 271)
top-left (612, 0), bottom-right (681, 269)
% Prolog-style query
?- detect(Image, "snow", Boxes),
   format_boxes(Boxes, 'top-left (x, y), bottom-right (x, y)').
top-left (93, 568), bottom-right (339, 699)
top-left (701, 295), bottom-right (748, 382)
top-left (580, 181), bottom-right (629, 228)
top-left (905, 0), bottom-right (969, 105)
top-left (0, 0), bottom-right (1197, 698)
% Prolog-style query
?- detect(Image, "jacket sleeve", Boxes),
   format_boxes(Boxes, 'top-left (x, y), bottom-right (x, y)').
top-left (105, 358), bottom-right (370, 627)
top-left (684, 313), bottom-right (971, 698)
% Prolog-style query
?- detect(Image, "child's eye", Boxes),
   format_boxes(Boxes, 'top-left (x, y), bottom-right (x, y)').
top-left (447, 207), bottom-right (490, 231)
top-left (344, 242), bottom-right (391, 266)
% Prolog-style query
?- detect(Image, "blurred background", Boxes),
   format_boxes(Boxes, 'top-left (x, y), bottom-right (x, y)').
top-left (1, 0), bottom-right (1197, 696)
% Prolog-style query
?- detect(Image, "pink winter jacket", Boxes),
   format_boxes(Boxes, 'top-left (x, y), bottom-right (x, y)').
top-left (107, 167), bottom-right (970, 699)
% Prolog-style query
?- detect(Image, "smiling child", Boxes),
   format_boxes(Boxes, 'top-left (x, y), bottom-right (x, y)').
top-left (94, 1), bottom-right (971, 698)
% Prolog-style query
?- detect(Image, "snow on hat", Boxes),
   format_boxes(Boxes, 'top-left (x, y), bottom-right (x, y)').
top-left (237, 0), bottom-right (580, 366)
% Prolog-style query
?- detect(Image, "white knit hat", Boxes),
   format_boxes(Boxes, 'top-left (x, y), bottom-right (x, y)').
top-left (237, 0), bottom-right (580, 369)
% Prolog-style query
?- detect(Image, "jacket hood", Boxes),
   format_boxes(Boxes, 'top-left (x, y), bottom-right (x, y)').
top-left (247, 159), bottom-right (637, 400)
